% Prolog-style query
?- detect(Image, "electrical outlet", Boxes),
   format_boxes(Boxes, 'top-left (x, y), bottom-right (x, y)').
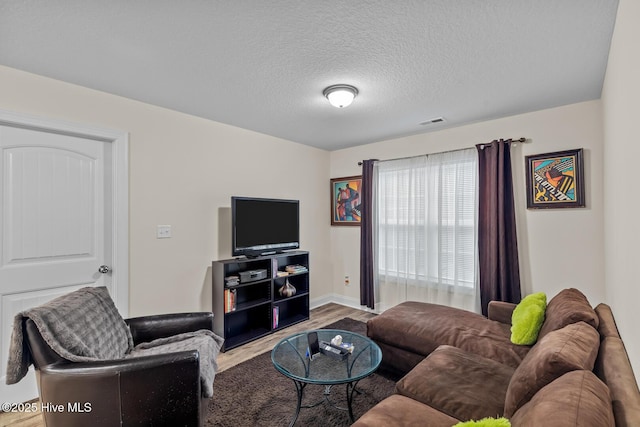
top-left (344, 275), bottom-right (350, 286)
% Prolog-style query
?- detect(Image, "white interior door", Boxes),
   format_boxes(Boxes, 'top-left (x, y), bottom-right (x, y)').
top-left (0, 111), bottom-right (128, 404)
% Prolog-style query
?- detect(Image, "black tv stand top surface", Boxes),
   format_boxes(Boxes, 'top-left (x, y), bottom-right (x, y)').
top-left (244, 250), bottom-right (277, 259)
top-left (227, 250), bottom-right (308, 263)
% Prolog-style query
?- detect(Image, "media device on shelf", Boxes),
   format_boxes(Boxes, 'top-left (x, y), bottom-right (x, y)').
top-left (232, 196), bottom-right (300, 258)
top-left (238, 269), bottom-right (268, 283)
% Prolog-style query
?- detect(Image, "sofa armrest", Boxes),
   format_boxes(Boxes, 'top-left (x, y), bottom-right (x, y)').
top-left (126, 312), bottom-right (214, 345)
top-left (41, 350), bottom-right (200, 375)
top-left (488, 301), bottom-right (517, 325)
top-left (38, 352), bottom-right (202, 427)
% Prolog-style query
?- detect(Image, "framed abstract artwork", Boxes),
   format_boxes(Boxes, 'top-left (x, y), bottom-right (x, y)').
top-left (525, 148), bottom-right (585, 209)
top-left (330, 175), bottom-right (362, 225)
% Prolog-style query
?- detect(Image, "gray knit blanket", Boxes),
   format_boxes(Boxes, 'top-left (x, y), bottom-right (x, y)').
top-left (5, 286), bottom-right (223, 397)
top-left (128, 329), bottom-right (224, 397)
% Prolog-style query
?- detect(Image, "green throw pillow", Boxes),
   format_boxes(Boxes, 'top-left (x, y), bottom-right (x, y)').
top-left (453, 417), bottom-right (511, 427)
top-left (510, 292), bottom-right (547, 345)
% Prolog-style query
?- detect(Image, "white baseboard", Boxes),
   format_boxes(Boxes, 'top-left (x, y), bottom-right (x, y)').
top-left (310, 293), bottom-right (380, 314)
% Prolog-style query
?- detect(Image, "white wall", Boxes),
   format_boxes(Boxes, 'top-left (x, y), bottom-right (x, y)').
top-left (0, 65), bottom-right (332, 316)
top-left (330, 100), bottom-right (606, 309)
top-left (602, 0), bottom-right (640, 378)
top-left (2, 62), bottom-right (627, 373)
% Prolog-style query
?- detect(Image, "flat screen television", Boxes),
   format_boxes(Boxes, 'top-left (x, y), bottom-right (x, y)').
top-left (231, 196), bottom-right (300, 257)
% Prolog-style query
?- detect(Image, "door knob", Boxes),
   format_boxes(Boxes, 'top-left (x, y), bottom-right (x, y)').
top-left (98, 265), bottom-right (111, 274)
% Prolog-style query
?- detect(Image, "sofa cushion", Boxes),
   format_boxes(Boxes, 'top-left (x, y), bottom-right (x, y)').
top-left (504, 321), bottom-right (600, 417)
top-left (537, 288), bottom-right (598, 340)
top-left (367, 301), bottom-right (530, 369)
top-left (396, 345), bottom-right (515, 421)
top-left (510, 370), bottom-right (615, 427)
top-left (351, 394), bottom-right (460, 427)
top-left (510, 292), bottom-right (546, 345)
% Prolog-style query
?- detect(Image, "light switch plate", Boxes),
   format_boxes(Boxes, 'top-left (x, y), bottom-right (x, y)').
top-left (157, 225), bottom-right (172, 239)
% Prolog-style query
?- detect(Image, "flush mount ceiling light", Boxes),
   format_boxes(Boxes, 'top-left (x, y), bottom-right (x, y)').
top-left (323, 84), bottom-right (358, 108)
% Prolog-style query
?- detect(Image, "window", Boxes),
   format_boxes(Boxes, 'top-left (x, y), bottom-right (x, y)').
top-left (375, 149), bottom-right (478, 307)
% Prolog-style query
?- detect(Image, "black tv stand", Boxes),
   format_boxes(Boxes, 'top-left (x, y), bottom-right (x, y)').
top-left (243, 248), bottom-right (299, 258)
top-left (212, 250), bottom-right (310, 351)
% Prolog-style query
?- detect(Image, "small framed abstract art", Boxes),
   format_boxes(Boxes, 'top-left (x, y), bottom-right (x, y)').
top-left (525, 148), bottom-right (585, 209)
top-left (330, 175), bottom-right (362, 226)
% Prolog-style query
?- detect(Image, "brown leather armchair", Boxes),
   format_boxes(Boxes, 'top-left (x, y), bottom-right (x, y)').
top-left (25, 312), bottom-right (215, 427)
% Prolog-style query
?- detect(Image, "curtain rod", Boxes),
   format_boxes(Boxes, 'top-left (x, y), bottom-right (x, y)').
top-left (357, 137), bottom-right (527, 165)
top-left (477, 137), bottom-right (526, 149)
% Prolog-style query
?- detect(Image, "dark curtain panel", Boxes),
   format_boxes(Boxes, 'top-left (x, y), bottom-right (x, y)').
top-left (360, 159), bottom-right (376, 309)
top-left (476, 140), bottom-right (521, 315)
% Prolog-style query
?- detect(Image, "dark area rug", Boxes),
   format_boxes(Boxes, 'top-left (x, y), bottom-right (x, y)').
top-left (205, 317), bottom-right (398, 426)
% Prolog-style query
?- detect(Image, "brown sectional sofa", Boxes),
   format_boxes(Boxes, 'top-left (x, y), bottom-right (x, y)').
top-left (354, 288), bottom-right (640, 427)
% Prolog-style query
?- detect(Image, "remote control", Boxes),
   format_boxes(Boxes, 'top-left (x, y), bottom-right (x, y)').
top-left (322, 343), bottom-right (342, 355)
top-left (319, 340), bottom-right (349, 360)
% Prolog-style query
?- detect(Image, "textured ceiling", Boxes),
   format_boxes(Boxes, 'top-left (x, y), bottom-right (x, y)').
top-left (0, 1), bottom-right (619, 151)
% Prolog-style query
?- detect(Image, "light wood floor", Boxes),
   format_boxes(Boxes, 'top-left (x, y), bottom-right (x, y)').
top-left (0, 303), bottom-right (375, 427)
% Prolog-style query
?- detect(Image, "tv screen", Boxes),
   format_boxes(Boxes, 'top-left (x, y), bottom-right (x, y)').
top-left (232, 197), bottom-right (300, 257)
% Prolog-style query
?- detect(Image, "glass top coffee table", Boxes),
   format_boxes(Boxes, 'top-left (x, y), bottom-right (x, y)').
top-left (271, 329), bottom-right (382, 426)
